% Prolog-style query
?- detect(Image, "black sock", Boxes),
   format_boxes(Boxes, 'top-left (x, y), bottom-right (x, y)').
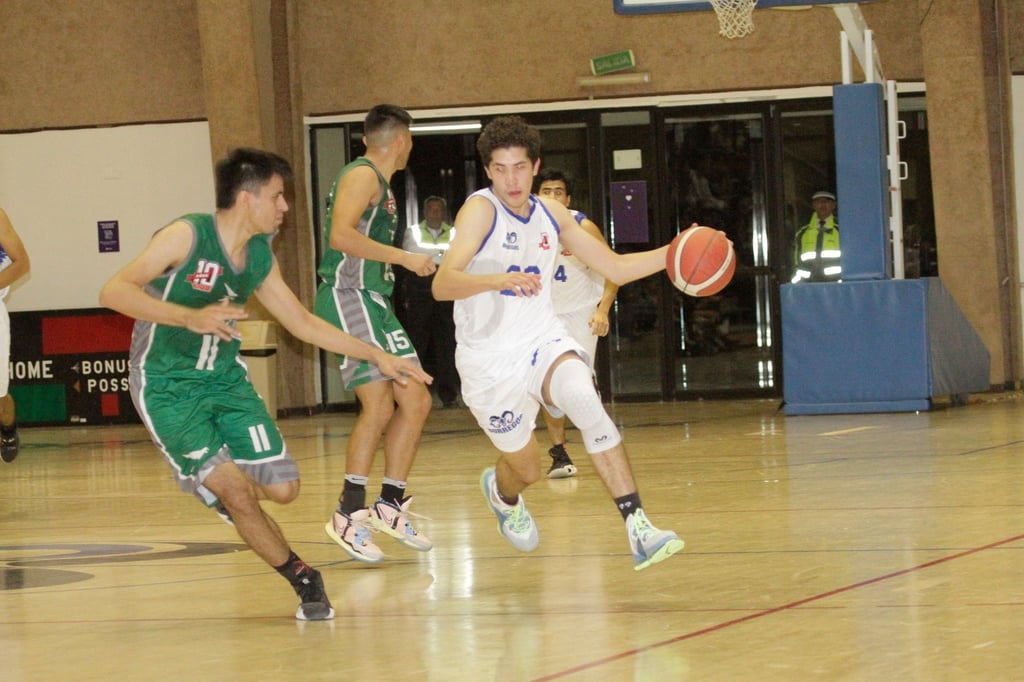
top-left (1, 422), bottom-right (16, 437)
top-left (275, 551), bottom-right (312, 589)
top-left (340, 479), bottom-right (366, 515)
top-left (496, 488), bottom-right (519, 506)
top-left (614, 492), bottom-right (642, 521)
top-left (380, 482), bottom-right (404, 505)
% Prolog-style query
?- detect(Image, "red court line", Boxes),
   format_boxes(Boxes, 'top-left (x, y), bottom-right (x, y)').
top-left (533, 533), bottom-right (1024, 681)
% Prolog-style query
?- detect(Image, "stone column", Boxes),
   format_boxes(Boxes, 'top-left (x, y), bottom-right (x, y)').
top-left (918, 0), bottom-right (1019, 387)
top-left (196, 0), bottom-right (318, 413)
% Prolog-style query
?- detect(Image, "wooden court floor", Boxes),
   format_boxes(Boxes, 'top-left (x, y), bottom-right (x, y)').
top-left (2, 396), bottom-right (1024, 681)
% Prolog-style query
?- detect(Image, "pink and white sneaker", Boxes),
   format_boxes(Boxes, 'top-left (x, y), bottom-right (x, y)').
top-left (325, 508), bottom-right (384, 564)
top-left (368, 497), bottom-right (433, 551)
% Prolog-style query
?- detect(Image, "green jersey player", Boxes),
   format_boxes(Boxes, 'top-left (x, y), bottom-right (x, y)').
top-left (314, 105), bottom-right (437, 564)
top-left (100, 147), bottom-right (431, 620)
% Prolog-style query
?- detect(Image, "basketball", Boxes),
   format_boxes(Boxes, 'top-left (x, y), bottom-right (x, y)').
top-left (665, 226), bottom-right (736, 297)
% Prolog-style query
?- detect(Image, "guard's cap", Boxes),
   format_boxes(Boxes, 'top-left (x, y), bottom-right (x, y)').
top-left (812, 191), bottom-right (836, 201)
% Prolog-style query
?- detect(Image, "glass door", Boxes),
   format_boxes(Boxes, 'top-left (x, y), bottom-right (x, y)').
top-left (661, 112), bottom-right (778, 395)
top-left (600, 110), bottom-right (667, 399)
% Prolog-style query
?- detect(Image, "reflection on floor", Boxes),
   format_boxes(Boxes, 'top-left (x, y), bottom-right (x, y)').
top-left (612, 330), bottom-right (775, 394)
top-left (4, 395), bottom-right (1024, 680)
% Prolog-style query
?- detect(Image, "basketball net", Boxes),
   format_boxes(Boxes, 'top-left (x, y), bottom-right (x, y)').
top-left (709, 0), bottom-right (758, 39)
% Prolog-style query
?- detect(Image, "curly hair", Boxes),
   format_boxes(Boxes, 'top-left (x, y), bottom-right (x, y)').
top-left (476, 116), bottom-right (541, 166)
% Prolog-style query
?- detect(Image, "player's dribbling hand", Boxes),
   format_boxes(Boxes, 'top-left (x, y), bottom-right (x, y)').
top-left (499, 271), bottom-right (542, 297)
top-left (186, 302), bottom-right (250, 341)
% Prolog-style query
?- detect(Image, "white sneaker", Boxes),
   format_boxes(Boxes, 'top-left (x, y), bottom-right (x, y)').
top-left (626, 509), bottom-right (684, 571)
top-left (480, 467), bottom-right (539, 552)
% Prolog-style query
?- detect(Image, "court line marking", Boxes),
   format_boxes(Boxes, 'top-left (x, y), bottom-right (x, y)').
top-left (818, 426), bottom-right (881, 436)
top-left (532, 532), bottom-right (1024, 681)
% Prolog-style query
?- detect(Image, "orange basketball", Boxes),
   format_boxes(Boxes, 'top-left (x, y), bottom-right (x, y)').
top-left (665, 226), bottom-right (736, 297)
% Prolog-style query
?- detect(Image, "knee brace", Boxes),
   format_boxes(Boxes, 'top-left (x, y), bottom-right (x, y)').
top-left (547, 360), bottom-right (622, 454)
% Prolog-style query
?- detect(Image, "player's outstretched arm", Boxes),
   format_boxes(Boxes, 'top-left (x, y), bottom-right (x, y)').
top-left (98, 221), bottom-right (250, 340)
top-left (432, 196), bottom-right (543, 301)
top-left (549, 200), bottom-right (668, 286)
top-left (254, 261), bottom-right (432, 386)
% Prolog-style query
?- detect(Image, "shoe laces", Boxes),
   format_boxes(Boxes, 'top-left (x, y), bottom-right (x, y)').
top-left (344, 516), bottom-right (373, 547)
top-left (377, 500), bottom-right (416, 536)
top-left (630, 510), bottom-right (655, 544)
top-left (505, 503), bottom-right (533, 534)
top-left (297, 573), bottom-right (326, 603)
top-left (377, 497), bottom-right (431, 524)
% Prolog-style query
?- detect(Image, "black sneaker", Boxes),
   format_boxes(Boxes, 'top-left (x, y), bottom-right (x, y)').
top-left (547, 444), bottom-right (577, 479)
top-left (295, 569), bottom-right (335, 621)
top-left (1, 428), bottom-right (19, 464)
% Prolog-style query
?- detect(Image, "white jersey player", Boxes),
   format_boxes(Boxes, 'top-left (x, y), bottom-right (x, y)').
top-left (0, 207), bottom-right (30, 464)
top-left (532, 168), bottom-right (618, 478)
top-left (432, 115), bottom-right (684, 572)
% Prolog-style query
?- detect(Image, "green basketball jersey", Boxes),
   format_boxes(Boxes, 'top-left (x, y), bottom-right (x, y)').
top-left (129, 213), bottom-right (275, 380)
top-left (317, 157), bottom-right (397, 296)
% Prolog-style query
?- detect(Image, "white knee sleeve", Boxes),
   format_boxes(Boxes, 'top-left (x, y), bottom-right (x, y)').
top-left (547, 360), bottom-right (622, 454)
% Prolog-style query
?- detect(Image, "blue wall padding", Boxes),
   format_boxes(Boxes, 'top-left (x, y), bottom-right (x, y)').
top-left (833, 83), bottom-right (891, 281)
top-left (925, 279), bottom-right (991, 396)
top-left (780, 278), bottom-right (989, 414)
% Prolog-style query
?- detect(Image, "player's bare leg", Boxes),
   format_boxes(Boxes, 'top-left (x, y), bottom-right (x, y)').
top-left (481, 438), bottom-right (542, 552)
top-left (346, 380), bottom-right (398, 483)
top-left (494, 437), bottom-right (543, 501)
top-left (585, 442), bottom-right (639, 499)
top-left (0, 394), bottom-right (19, 463)
top-left (204, 461), bottom-right (294, 565)
top-left (205, 461), bottom-right (333, 619)
top-left (542, 351), bottom-right (683, 569)
top-left (327, 378), bottom-right (433, 558)
top-left (325, 380), bottom-right (395, 563)
top-left (381, 377), bottom-right (432, 482)
top-left (542, 407), bottom-right (565, 447)
top-left (0, 393), bottom-right (16, 427)
top-left (542, 406), bottom-right (576, 478)
top-left (371, 377), bottom-right (434, 551)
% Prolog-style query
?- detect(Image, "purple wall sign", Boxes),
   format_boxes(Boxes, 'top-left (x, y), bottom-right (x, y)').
top-left (98, 220), bottom-right (119, 253)
top-left (610, 181), bottom-right (649, 244)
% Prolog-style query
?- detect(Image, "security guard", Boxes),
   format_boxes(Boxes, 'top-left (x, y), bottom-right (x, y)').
top-left (792, 190), bottom-right (841, 283)
top-left (400, 195), bottom-right (459, 406)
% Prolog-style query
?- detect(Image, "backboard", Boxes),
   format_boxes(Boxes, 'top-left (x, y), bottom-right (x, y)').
top-left (613, 0), bottom-right (871, 14)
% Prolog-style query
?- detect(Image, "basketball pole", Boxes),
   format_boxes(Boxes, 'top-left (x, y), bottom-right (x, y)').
top-left (887, 79), bottom-right (907, 280)
top-left (834, 3), bottom-right (905, 280)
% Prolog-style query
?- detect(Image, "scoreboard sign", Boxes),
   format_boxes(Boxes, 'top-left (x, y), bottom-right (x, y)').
top-left (9, 309), bottom-right (138, 425)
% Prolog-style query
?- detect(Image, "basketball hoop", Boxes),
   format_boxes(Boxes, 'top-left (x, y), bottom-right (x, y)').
top-left (709, 0), bottom-right (758, 39)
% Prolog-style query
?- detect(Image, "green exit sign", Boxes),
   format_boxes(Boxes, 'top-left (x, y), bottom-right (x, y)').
top-left (590, 50), bottom-right (636, 76)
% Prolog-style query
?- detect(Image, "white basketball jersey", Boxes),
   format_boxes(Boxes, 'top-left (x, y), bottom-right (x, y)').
top-left (453, 189), bottom-right (564, 352)
top-left (0, 247), bottom-right (12, 300)
top-left (552, 210), bottom-right (604, 316)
